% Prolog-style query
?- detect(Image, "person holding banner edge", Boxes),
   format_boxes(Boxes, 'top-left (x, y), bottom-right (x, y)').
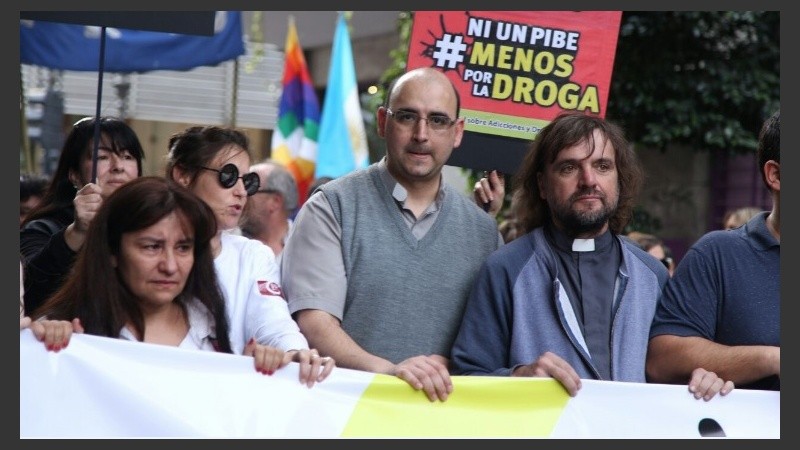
top-left (165, 125), bottom-right (334, 387)
top-left (281, 67), bottom-right (503, 402)
top-left (28, 177), bottom-right (331, 384)
top-left (451, 111), bottom-right (732, 400)
top-left (647, 110), bottom-right (780, 393)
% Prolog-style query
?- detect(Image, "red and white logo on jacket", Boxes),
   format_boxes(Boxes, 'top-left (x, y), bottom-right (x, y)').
top-left (257, 280), bottom-right (284, 298)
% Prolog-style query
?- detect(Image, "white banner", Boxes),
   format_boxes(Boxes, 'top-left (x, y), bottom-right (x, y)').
top-left (20, 330), bottom-right (779, 438)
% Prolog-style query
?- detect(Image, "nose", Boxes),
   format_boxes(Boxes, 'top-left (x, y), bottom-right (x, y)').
top-left (109, 154), bottom-right (125, 172)
top-left (411, 117), bottom-right (430, 141)
top-left (158, 248), bottom-right (178, 274)
top-left (578, 165), bottom-right (597, 187)
top-left (233, 178), bottom-right (247, 197)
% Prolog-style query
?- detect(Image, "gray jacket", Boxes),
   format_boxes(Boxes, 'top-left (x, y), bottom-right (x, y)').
top-left (451, 226), bottom-right (669, 381)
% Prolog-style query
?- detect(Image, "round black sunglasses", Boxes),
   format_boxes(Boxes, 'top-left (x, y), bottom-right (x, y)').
top-left (199, 164), bottom-right (260, 196)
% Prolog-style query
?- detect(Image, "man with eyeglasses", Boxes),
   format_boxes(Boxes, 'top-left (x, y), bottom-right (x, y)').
top-left (281, 67), bottom-right (503, 402)
top-left (240, 159), bottom-right (299, 266)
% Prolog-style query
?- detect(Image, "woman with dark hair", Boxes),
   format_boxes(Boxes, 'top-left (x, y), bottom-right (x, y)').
top-left (165, 125), bottom-right (334, 386)
top-left (20, 116), bottom-right (145, 315)
top-left (30, 177), bottom-right (317, 378)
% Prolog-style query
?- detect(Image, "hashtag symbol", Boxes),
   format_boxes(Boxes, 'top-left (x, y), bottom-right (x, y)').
top-left (432, 34), bottom-right (466, 69)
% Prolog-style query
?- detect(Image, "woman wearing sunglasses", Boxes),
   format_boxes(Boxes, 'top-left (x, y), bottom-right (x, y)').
top-left (165, 126), bottom-right (333, 386)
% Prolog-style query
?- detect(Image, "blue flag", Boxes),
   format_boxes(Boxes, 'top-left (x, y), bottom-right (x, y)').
top-left (20, 11), bottom-right (245, 73)
top-left (315, 13), bottom-right (369, 179)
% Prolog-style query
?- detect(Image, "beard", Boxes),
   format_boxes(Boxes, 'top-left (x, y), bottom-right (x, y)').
top-left (550, 188), bottom-right (618, 237)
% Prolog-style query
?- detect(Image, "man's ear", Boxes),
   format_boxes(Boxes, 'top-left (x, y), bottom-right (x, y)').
top-left (274, 194), bottom-right (286, 212)
top-left (764, 160), bottom-right (780, 192)
top-left (110, 254), bottom-right (118, 268)
top-left (452, 118), bottom-right (465, 148)
top-left (376, 106), bottom-right (389, 138)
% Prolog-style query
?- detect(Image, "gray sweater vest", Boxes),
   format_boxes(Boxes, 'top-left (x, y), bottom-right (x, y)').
top-left (321, 164), bottom-right (500, 363)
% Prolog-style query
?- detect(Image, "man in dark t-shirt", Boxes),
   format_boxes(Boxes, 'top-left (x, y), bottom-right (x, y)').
top-left (648, 110), bottom-right (781, 392)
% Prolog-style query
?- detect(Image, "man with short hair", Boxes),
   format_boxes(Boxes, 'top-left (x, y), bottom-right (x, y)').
top-left (281, 67), bottom-right (502, 402)
top-left (647, 110), bottom-right (780, 392)
top-left (240, 159), bottom-right (298, 262)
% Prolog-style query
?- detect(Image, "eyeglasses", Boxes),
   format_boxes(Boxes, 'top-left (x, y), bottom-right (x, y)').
top-left (660, 257), bottom-right (673, 269)
top-left (252, 188), bottom-right (282, 197)
top-left (386, 109), bottom-right (457, 131)
top-left (199, 164), bottom-right (260, 196)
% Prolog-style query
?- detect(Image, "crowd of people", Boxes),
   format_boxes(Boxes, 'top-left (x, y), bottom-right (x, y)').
top-left (20, 67), bottom-right (779, 408)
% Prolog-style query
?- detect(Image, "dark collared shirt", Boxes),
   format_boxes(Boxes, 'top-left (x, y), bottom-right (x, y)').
top-left (545, 223), bottom-right (621, 380)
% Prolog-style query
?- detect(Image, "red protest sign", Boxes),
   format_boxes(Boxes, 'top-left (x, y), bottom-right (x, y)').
top-left (407, 11), bottom-right (621, 141)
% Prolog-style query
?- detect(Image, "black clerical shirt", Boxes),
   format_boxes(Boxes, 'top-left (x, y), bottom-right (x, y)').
top-left (544, 224), bottom-right (622, 380)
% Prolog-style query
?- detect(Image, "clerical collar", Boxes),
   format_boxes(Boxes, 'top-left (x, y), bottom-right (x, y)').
top-left (545, 223), bottom-right (614, 253)
top-left (572, 239), bottom-right (595, 252)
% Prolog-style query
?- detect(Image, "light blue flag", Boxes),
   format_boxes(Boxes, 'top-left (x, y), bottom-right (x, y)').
top-left (315, 13), bottom-right (369, 179)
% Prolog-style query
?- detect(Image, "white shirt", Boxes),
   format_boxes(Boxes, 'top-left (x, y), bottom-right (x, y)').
top-left (215, 233), bottom-right (308, 354)
top-left (118, 297), bottom-right (217, 351)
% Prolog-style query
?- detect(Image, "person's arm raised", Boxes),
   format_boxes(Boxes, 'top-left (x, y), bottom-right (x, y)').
top-left (64, 183), bottom-right (104, 252)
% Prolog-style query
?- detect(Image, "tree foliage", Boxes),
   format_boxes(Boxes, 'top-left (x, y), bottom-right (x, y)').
top-left (607, 11), bottom-right (779, 154)
top-left (363, 12), bottom-right (413, 117)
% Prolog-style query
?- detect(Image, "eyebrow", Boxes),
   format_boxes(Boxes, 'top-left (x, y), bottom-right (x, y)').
top-left (394, 107), bottom-right (452, 117)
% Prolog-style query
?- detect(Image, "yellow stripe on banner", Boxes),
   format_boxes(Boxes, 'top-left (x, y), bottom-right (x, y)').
top-left (342, 374), bottom-right (570, 437)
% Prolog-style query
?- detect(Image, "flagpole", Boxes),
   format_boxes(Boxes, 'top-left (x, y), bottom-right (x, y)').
top-left (20, 75), bottom-right (34, 174)
top-left (231, 58), bottom-right (239, 127)
top-left (90, 26), bottom-right (107, 184)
